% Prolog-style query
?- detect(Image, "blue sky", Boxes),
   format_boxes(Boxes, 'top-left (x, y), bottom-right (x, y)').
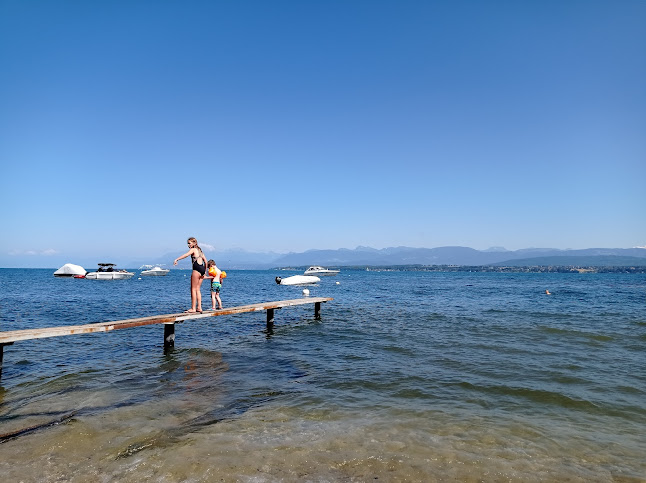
top-left (1, 0), bottom-right (645, 267)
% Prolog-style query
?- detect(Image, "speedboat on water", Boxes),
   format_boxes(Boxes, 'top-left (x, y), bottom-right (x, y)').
top-left (85, 263), bottom-right (134, 280)
top-left (275, 275), bottom-right (320, 285)
top-left (53, 263), bottom-right (87, 278)
top-left (139, 265), bottom-right (170, 276)
top-left (304, 266), bottom-right (340, 276)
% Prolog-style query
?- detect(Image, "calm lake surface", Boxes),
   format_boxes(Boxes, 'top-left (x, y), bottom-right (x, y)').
top-left (1, 268), bottom-right (644, 482)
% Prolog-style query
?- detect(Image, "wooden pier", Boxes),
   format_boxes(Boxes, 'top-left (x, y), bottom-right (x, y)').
top-left (0, 297), bottom-right (332, 367)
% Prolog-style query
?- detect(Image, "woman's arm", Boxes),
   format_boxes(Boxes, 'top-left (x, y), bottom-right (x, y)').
top-left (173, 249), bottom-right (194, 265)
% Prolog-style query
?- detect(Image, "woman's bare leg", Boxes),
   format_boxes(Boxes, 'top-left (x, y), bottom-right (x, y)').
top-left (195, 276), bottom-right (204, 312)
top-left (186, 270), bottom-right (201, 313)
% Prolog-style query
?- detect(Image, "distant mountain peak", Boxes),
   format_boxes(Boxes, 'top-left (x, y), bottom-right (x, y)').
top-left (355, 246), bottom-right (380, 252)
top-left (270, 246), bottom-right (646, 268)
top-left (9, 244), bottom-right (646, 269)
top-left (483, 247), bottom-right (509, 252)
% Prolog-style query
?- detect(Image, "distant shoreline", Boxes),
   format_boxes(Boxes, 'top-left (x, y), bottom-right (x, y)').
top-left (2, 265), bottom-right (646, 273)
top-left (275, 265), bottom-right (646, 274)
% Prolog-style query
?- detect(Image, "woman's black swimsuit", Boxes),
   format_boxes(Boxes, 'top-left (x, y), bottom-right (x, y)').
top-left (191, 252), bottom-right (206, 276)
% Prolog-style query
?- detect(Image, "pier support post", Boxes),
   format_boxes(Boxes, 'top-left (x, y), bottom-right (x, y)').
top-left (315, 302), bottom-right (321, 319)
top-left (0, 343), bottom-right (12, 376)
top-left (164, 323), bottom-right (175, 349)
top-left (267, 308), bottom-right (275, 329)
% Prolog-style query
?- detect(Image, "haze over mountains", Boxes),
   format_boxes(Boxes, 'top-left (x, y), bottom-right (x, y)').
top-left (136, 246), bottom-right (646, 270)
top-left (9, 246), bottom-right (645, 270)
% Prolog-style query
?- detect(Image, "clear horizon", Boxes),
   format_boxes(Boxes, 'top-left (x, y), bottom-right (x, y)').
top-left (1, 1), bottom-right (645, 268)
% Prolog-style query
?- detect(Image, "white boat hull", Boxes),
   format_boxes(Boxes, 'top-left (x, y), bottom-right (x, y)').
top-left (53, 263), bottom-right (87, 277)
top-left (276, 275), bottom-right (320, 285)
top-left (140, 268), bottom-right (169, 276)
top-left (304, 266), bottom-right (340, 276)
top-left (86, 271), bottom-right (134, 280)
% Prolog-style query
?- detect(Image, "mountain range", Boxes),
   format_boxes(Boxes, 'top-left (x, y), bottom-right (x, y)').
top-left (133, 246), bottom-right (646, 270)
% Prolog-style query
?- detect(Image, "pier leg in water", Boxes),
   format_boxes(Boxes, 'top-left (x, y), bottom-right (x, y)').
top-left (315, 302), bottom-right (321, 319)
top-left (164, 323), bottom-right (175, 350)
top-left (266, 308), bottom-right (275, 329)
top-left (0, 343), bottom-right (12, 377)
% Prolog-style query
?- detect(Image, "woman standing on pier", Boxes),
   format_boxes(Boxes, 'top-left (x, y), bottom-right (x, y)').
top-left (174, 237), bottom-right (207, 313)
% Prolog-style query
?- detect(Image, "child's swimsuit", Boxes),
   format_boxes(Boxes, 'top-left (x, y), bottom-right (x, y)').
top-left (191, 252), bottom-right (206, 276)
top-left (211, 281), bottom-right (221, 293)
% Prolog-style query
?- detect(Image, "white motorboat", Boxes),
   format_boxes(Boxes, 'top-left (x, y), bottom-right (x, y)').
top-left (304, 266), bottom-right (340, 276)
top-left (85, 263), bottom-right (134, 280)
top-left (140, 265), bottom-right (170, 276)
top-left (275, 275), bottom-right (320, 285)
top-left (53, 263), bottom-right (87, 278)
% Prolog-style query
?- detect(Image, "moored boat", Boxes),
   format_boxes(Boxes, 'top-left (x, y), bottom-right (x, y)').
top-left (304, 266), bottom-right (340, 276)
top-left (139, 265), bottom-right (170, 276)
top-left (53, 263), bottom-right (87, 278)
top-left (85, 263), bottom-right (134, 280)
top-left (275, 275), bottom-right (321, 285)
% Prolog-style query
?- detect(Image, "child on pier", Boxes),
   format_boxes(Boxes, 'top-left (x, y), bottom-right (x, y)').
top-left (206, 260), bottom-right (224, 310)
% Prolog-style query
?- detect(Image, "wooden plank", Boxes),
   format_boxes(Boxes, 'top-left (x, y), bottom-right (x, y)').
top-left (0, 297), bottom-right (332, 345)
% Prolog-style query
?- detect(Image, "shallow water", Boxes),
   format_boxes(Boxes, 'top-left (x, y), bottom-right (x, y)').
top-left (1, 269), bottom-right (645, 481)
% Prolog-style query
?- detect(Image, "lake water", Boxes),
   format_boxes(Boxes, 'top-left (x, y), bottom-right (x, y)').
top-left (0, 268), bottom-right (644, 482)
